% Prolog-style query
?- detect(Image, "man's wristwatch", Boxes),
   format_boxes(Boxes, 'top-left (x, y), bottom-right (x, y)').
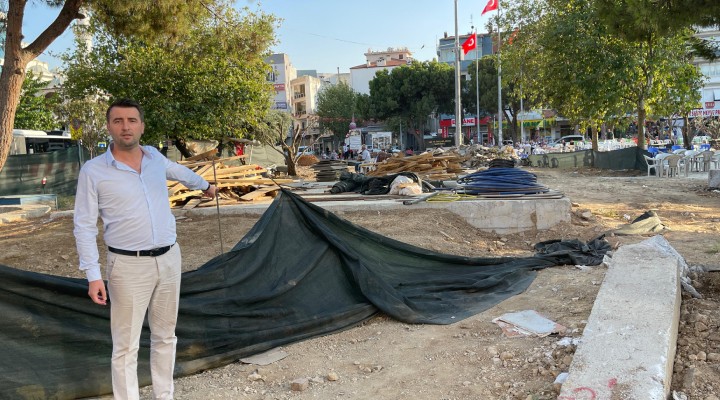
top-left (204, 182), bottom-right (211, 191)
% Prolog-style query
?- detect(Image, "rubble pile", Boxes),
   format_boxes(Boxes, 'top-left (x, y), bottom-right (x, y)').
top-left (167, 150), bottom-right (293, 209)
top-left (367, 145), bottom-right (520, 180)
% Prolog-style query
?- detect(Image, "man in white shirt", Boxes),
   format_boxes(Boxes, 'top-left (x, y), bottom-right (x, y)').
top-left (74, 99), bottom-right (217, 400)
top-left (355, 145), bottom-right (371, 172)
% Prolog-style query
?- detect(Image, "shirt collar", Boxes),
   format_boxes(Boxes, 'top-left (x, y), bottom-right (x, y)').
top-left (104, 143), bottom-right (153, 167)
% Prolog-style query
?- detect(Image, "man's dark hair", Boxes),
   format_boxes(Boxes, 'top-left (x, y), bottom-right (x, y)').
top-left (106, 98), bottom-right (144, 122)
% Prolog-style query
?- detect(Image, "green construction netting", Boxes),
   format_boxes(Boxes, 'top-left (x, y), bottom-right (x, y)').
top-left (0, 189), bottom-right (610, 399)
top-left (0, 147), bottom-right (87, 196)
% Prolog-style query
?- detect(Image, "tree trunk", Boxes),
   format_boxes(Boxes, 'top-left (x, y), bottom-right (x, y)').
top-left (174, 138), bottom-right (193, 159)
top-left (0, 59), bottom-right (27, 172)
top-left (591, 124), bottom-right (599, 152)
top-left (0, 0), bottom-right (83, 172)
top-left (637, 103), bottom-right (647, 150)
top-left (682, 115), bottom-right (691, 150)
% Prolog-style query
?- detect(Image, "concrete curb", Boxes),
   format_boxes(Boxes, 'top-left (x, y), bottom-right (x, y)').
top-left (175, 191), bottom-right (571, 235)
top-left (0, 204), bottom-right (51, 224)
top-left (558, 235), bottom-right (681, 400)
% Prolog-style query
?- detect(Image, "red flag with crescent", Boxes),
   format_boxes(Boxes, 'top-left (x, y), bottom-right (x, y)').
top-left (461, 34), bottom-right (477, 55)
top-left (482, 0), bottom-right (498, 15)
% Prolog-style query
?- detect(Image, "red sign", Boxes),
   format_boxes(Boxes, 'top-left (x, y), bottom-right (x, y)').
top-left (274, 84), bottom-right (285, 91)
top-left (439, 117), bottom-right (477, 127)
top-left (706, 101), bottom-right (716, 109)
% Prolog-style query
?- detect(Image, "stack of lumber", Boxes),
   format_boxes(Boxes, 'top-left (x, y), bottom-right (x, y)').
top-left (367, 152), bottom-right (466, 181)
top-left (167, 149), bottom-right (293, 209)
top-left (312, 160), bottom-right (351, 182)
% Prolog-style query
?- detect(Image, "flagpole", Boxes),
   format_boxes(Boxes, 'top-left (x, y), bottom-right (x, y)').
top-left (475, 26), bottom-right (480, 145)
top-left (497, 0), bottom-right (503, 146)
top-left (454, 0), bottom-right (463, 147)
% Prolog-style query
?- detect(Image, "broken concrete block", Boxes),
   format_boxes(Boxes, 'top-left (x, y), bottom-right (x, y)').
top-left (290, 378), bottom-right (309, 391)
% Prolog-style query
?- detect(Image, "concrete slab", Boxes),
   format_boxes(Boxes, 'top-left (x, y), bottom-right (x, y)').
top-left (0, 204), bottom-right (51, 224)
top-left (558, 235), bottom-right (682, 400)
top-left (0, 194), bottom-right (57, 208)
top-left (176, 190), bottom-right (571, 234)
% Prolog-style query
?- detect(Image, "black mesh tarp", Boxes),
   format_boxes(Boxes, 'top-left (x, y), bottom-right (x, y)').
top-left (0, 189), bottom-right (610, 399)
top-left (0, 147), bottom-right (89, 196)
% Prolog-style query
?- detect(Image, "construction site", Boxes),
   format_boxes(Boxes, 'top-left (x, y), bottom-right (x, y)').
top-left (1, 146), bottom-right (719, 400)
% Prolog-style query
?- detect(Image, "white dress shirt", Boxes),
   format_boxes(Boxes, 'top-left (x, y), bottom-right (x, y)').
top-left (74, 145), bottom-right (208, 281)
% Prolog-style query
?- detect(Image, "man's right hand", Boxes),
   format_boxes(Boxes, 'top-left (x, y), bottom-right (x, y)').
top-left (88, 279), bottom-right (107, 305)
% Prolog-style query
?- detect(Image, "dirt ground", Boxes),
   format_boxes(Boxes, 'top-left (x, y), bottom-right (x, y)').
top-left (1, 167), bottom-right (720, 400)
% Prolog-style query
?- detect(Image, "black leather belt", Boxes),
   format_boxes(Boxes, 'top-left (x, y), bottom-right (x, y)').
top-left (108, 244), bottom-right (173, 257)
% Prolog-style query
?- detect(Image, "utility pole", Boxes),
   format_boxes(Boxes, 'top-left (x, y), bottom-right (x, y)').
top-left (453, 0), bottom-right (463, 147)
top-left (496, 2), bottom-right (503, 145)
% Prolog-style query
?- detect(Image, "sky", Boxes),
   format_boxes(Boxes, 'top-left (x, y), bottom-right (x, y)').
top-left (23, 0), bottom-right (497, 73)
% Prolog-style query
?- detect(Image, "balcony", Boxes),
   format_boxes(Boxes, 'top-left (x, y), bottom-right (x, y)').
top-left (294, 92), bottom-right (306, 99)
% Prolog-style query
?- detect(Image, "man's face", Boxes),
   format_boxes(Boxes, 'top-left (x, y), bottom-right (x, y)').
top-left (107, 106), bottom-right (144, 150)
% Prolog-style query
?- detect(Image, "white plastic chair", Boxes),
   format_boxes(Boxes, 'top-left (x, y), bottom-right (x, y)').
top-left (699, 150), bottom-right (715, 172)
top-left (664, 154), bottom-right (683, 178)
top-left (642, 155), bottom-right (658, 176)
top-left (655, 153), bottom-right (671, 177)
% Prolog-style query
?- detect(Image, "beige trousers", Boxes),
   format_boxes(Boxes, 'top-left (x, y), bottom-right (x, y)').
top-left (107, 244), bottom-right (181, 400)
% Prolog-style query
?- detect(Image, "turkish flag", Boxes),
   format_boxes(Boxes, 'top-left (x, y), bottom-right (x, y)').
top-left (461, 34), bottom-right (477, 55)
top-left (482, 0), bottom-right (498, 15)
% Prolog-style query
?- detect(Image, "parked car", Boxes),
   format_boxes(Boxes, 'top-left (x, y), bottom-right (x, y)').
top-left (552, 135), bottom-right (585, 145)
top-left (295, 146), bottom-right (314, 157)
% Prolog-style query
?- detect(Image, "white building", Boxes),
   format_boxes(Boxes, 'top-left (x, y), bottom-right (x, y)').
top-left (350, 47), bottom-right (413, 95)
top-left (693, 26), bottom-right (720, 117)
top-left (290, 74), bottom-right (323, 136)
top-left (264, 53), bottom-right (297, 112)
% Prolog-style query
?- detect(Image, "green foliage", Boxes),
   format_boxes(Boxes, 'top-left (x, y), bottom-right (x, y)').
top-left (595, 0), bottom-right (720, 41)
top-left (14, 73), bottom-right (57, 131)
top-left (368, 60), bottom-right (454, 137)
top-left (0, 0), bottom-right (232, 172)
top-left (252, 110), bottom-right (305, 176)
top-left (54, 97), bottom-right (108, 158)
top-left (87, 0), bottom-right (216, 44)
top-left (316, 82), bottom-right (361, 144)
top-left (61, 3), bottom-right (278, 149)
top-left (502, 0), bottom-right (703, 149)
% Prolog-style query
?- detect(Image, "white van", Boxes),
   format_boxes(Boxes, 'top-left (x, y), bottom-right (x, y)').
top-left (552, 135), bottom-right (585, 146)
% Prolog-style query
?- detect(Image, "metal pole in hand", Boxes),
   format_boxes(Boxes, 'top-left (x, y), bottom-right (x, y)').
top-left (211, 157), bottom-right (224, 255)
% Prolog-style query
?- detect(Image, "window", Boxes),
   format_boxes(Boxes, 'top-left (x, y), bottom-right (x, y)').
top-left (714, 89), bottom-right (720, 101)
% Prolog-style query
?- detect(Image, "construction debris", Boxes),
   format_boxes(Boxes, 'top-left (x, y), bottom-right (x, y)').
top-left (366, 145), bottom-right (519, 180)
top-left (311, 160), bottom-right (352, 182)
top-left (168, 150), bottom-right (293, 209)
top-left (367, 152), bottom-right (465, 181)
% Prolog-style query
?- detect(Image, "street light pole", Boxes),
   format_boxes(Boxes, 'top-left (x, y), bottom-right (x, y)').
top-left (454, 0), bottom-right (463, 147)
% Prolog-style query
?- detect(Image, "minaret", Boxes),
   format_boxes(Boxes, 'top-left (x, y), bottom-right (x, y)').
top-left (73, 9), bottom-right (92, 54)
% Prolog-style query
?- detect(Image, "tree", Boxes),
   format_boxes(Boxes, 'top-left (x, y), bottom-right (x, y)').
top-left (251, 110), bottom-right (313, 177)
top-left (54, 96), bottom-right (107, 158)
top-left (14, 73), bottom-right (57, 130)
top-left (595, 0), bottom-right (720, 43)
top-left (60, 4), bottom-right (277, 157)
top-left (316, 82), bottom-right (362, 148)
top-left (0, 0), bottom-right (225, 171)
top-left (503, 0), bottom-right (703, 150)
top-left (368, 61), bottom-right (454, 145)
top-left (467, 56), bottom-right (526, 143)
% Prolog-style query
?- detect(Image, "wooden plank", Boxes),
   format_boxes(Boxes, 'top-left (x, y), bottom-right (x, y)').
top-left (181, 198), bottom-right (203, 210)
top-left (179, 155), bottom-right (245, 168)
top-left (239, 186), bottom-right (280, 201)
top-left (168, 189), bottom-right (202, 202)
top-left (182, 149), bottom-right (218, 162)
